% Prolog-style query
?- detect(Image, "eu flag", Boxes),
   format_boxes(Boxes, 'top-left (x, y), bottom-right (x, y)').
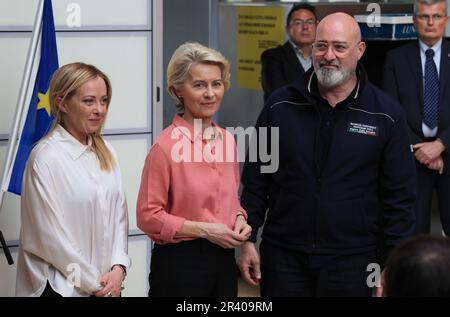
top-left (7, 0), bottom-right (58, 195)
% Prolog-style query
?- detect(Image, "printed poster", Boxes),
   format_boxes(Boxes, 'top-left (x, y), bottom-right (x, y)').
top-left (236, 7), bottom-right (285, 90)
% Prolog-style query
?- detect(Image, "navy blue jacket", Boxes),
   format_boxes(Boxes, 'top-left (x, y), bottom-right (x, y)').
top-left (241, 65), bottom-right (416, 255)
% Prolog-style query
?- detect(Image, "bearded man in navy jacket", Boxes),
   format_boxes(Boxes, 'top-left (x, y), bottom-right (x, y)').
top-left (238, 12), bottom-right (416, 297)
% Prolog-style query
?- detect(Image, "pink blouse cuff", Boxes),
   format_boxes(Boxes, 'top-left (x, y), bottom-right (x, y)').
top-left (159, 214), bottom-right (186, 242)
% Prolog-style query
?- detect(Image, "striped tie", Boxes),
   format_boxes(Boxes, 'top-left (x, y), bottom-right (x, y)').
top-left (423, 48), bottom-right (439, 129)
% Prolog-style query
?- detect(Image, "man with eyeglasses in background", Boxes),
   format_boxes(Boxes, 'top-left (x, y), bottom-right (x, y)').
top-left (239, 12), bottom-right (416, 297)
top-left (383, 0), bottom-right (450, 238)
top-left (260, 4), bottom-right (318, 102)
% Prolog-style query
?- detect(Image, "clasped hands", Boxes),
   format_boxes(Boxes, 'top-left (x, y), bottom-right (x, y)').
top-left (93, 265), bottom-right (125, 297)
top-left (203, 215), bottom-right (252, 249)
top-left (413, 140), bottom-right (445, 174)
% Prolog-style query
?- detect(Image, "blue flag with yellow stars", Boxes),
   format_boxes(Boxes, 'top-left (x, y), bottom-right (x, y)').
top-left (8, 0), bottom-right (58, 195)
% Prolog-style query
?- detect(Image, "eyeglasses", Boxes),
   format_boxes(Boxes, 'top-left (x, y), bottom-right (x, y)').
top-left (415, 14), bottom-right (447, 21)
top-left (312, 41), bottom-right (360, 56)
top-left (290, 19), bottom-right (316, 27)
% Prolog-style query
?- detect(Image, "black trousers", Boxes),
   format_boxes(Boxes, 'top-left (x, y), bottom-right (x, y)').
top-left (415, 162), bottom-right (450, 235)
top-left (40, 281), bottom-right (62, 297)
top-left (260, 240), bottom-right (376, 297)
top-left (149, 239), bottom-right (238, 297)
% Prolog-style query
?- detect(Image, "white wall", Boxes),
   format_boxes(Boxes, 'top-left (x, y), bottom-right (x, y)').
top-left (0, 0), bottom-right (161, 297)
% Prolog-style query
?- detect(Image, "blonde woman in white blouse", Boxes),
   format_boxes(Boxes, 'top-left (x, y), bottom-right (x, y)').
top-left (16, 62), bottom-right (130, 297)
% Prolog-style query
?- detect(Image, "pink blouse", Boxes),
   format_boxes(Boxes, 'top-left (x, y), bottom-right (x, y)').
top-left (137, 115), bottom-right (246, 244)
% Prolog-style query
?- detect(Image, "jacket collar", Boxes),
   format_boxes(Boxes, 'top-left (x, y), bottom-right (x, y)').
top-left (406, 41), bottom-right (423, 103)
top-left (292, 62), bottom-right (367, 106)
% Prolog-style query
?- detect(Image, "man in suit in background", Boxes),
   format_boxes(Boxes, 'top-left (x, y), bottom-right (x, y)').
top-left (261, 4), bottom-right (318, 101)
top-left (383, 0), bottom-right (450, 236)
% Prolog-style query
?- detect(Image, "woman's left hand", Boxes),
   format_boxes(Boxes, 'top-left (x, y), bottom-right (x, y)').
top-left (233, 215), bottom-right (252, 240)
top-left (93, 266), bottom-right (125, 297)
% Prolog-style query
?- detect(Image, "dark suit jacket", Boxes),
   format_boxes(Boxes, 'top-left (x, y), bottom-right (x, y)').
top-left (261, 41), bottom-right (305, 102)
top-left (383, 39), bottom-right (450, 174)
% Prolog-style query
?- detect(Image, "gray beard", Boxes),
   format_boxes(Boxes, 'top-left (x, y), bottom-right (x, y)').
top-left (315, 66), bottom-right (352, 88)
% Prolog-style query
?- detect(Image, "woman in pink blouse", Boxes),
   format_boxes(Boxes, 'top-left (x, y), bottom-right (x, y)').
top-left (137, 42), bottom-right (252, 297)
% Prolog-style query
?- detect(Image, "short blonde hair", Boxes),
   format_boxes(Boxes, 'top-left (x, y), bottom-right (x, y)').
top-left (167, 42), bottom-right (231, 112)
top-left (48, 62), bottom-right (115, 171)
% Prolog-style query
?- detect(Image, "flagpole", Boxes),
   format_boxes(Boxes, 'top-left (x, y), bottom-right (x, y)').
top-left (0, 0), bottom-right (45, 265)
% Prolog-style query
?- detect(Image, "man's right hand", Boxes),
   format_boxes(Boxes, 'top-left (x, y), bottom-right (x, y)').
top-left (238, 241), bottom-right (261, 286)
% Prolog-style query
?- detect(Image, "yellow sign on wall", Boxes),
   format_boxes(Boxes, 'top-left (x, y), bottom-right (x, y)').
top-left (236, 7), bottom-right (285, 90)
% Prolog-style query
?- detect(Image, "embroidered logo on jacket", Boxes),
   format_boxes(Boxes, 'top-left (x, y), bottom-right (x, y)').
top-left (347, 122), bottom-right (378, 136)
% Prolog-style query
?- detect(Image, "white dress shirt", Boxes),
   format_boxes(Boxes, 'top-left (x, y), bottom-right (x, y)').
top-left (16, 125), bottom-right (130, 297)
top-left (290, 40), bottom-right (312, 72)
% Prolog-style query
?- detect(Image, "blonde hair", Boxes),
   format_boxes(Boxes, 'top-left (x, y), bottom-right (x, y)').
top-left (167, 42), bottom-right (231, 112)
top-left (48, 62), bottom-right (115, 171)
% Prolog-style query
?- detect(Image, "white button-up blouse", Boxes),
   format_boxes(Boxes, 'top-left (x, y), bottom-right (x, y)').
top-left (16, 125), bottom-right (130, 297)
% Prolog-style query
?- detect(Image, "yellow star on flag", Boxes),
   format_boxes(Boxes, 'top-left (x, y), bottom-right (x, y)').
top-left (37, 91), bottom-right (51, 116)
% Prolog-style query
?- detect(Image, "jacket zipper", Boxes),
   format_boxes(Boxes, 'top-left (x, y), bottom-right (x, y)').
top-left (313, 103), bottom-right (321, 250)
